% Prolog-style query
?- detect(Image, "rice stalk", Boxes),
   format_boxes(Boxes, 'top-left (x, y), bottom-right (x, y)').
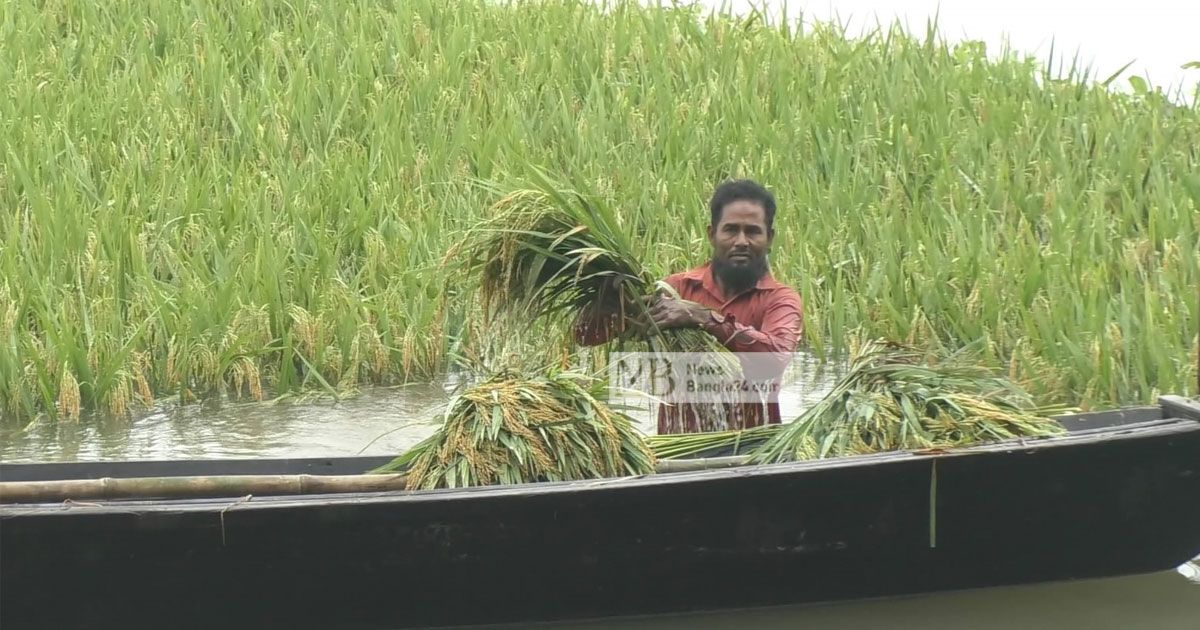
top-left (369, 367), bottom-right (656, 489)
top-left (749, 337), bottom-right (1070, 464)
top-left (644, 423), bottom-right (783, 459)
top-left (456, 170), bottom-right (746, 432)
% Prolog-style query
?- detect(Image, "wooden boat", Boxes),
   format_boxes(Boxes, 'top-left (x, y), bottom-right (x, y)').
top-left (2, 395), bottom-right (1198, 630)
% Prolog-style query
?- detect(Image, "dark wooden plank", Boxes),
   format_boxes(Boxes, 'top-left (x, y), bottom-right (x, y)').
top-left (1160, 395), bottom-right (1200, 421)
top-left (1052, 405), bottom-right (1162, 430)
top-left (0, 455), bottom-right (397, 482)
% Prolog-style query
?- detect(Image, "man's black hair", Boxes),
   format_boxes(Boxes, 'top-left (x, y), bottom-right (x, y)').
top-left (708, 179), bottom-right (777, 231)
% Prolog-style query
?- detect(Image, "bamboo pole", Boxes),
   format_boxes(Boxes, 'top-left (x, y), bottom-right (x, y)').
top-left (0, 473), bottom-right (410, 504)
top-left (0, 457), bottom-right (753, 504)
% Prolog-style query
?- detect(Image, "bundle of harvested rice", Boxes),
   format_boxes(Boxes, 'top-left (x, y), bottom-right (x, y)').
top-left (454, 170), bottom-right (745, 432)
top-left (370, 368), bottom-right (656, 489)
top-left (748, 338), bottom-right (1069, 464)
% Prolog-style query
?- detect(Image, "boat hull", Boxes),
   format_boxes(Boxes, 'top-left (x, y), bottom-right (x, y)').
top-left (2, 400), bottom-right (1199, 629)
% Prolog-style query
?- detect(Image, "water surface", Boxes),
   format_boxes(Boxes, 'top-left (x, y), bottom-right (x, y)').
top-left (0, 351), bottom-right (847, 463)
top-left (470, 567), bottom-right (1200, 629)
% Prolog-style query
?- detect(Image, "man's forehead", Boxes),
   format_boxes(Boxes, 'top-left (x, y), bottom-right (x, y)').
top-left (717, 202), bottom-right (767, 224)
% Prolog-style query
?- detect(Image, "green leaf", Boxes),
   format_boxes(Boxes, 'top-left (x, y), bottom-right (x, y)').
top-left (1100, 59), bottom-right (1136, 87)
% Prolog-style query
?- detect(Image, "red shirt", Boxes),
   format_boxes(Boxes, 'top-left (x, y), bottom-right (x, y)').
top-left (574, 263), bottom-right (804, 434)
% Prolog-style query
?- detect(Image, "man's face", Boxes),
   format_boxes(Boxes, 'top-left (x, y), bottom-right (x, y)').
top-left (708, 200), bottom-right (773, 290)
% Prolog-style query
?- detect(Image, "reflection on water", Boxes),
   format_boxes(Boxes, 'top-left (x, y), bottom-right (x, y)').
top-left (1180, 559), bottom-right (1200, 585)
top-left (0, 351), bottom-right (845, 463)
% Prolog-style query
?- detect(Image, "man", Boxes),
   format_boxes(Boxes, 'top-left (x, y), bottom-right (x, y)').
top-left (574, 179), bottom-right (804, 434)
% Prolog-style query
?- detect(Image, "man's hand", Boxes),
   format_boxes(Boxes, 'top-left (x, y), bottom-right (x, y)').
top-left (649, 296), bottom-right (712, 330)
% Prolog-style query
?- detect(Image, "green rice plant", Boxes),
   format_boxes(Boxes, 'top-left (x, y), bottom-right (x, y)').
top-left (749, 337), bottom-right (1070, 464)
top-left (369, 367), bottom-right (656, 489)
top-left (1, 0), bottom-right (1196, 424)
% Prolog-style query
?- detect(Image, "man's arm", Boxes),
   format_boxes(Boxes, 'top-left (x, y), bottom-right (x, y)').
top-left (702, 293), bottom-right (803, 354)
top-left (650, 289), bottom-right (803, 374)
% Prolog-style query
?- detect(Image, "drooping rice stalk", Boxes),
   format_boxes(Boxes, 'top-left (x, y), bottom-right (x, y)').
top-left (748, 338), bottom-right (1070, 464)
top-left (455, 170), bottom-right (746, 432)
top-left (369, 368), bottom-right (656, 489)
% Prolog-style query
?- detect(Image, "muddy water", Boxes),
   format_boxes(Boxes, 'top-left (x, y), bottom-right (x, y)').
top-left (474, 566), bottom-right (1200, 629)
top-left (1, 351), bottom-right (1196, 628)
top-left (0, 351), bottom-right (847, 463)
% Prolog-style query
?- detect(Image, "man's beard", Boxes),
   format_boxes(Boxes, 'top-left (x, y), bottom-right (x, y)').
top-left (712, 254), bottom-right (768, 294)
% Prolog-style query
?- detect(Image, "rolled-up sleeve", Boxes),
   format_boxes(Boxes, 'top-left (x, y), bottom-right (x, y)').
top-left (701, 289), bottom-right (803, 376)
